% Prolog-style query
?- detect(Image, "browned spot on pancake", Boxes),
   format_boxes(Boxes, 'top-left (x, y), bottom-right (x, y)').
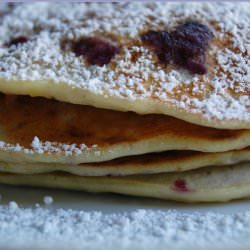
top-left (209, 130), bottom-right (239, 140)
top-left (131, 51), bottom-right (141, 63)
top-left (0, 94), bottom-right (247, 149)
top-left (68, 128), bottom-right (93, 139)
top-left (68, 129), bottom-right (82, 138)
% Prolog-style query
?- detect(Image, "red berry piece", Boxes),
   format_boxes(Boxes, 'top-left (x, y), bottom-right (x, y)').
top-left (172, 179), bottom-right (189, 192)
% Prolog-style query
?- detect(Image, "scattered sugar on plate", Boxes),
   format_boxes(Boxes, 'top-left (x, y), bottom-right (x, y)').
top-left (1, 202), bottom-right (250, 249)
top-left (43, 196), bottom-right (53, 205)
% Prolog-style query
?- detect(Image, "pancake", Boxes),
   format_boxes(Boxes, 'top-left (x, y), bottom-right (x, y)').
top-left (0, 94), bottom-right (249, 165)
top-left (0, 3), bottom-right (249, 129)
top-left (0, 148), bottom-right (249, 176)
top-left (1, 162), bottom-right (250, 202)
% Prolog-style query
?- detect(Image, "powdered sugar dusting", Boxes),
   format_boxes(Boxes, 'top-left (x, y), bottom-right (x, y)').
top-left (1, 203), bottom-right (250, 249)
top-left (0, 3), bottom-right (249, 125)
top-left (0, 136), bottom-right (99, 156)
top-left (43, 196), bottom-right (53, 205)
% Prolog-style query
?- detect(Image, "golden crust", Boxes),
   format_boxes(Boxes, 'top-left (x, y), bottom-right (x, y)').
top-left (0, 94), bottom-right (249, 164)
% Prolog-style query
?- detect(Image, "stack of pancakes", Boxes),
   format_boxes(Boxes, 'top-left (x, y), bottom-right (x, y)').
top-left (0, 3), bottom-right (249, 202)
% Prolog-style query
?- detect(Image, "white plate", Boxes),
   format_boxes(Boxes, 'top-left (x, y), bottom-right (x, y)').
top-left (1, 183), bottom-right (250, 250)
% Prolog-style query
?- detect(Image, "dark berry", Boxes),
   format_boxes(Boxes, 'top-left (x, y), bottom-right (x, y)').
top-left (186, 54), bottom-right (207, 75)
top-left (174, 21), bottom-right (214, 50)
top-left (71, 37), bottom-right (120, 66)
top-left (141, 30), bottom-right (173, 63)
top-left (141, 20), bottom-right (214, 75)
top-left (141, 30), bottom-right (173, 50)
top-left (172, 20), bottom-right (214, 57)
top-left (8, 36), bottom-right (28, 47)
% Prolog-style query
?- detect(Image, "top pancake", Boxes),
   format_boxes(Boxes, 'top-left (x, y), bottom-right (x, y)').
top-left (0, 94), bottom-right (249, 164)
top-left (0, 3), bottom-right (249, 129)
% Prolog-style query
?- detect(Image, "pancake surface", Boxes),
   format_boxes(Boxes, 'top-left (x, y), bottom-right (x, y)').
top-left (0, 3), bottom-right (249, 129)
top-left (0, 148), bottom-right (249, 176)
top-left (1, 162), bottom-right (250, 202)
top-left (0, 94), bottom-right (249, 164)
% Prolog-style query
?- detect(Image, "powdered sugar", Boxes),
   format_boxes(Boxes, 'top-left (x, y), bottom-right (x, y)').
top-left (43, 196), bottom-right (53, 205)
top-left (8, 201), bottom-right (18, 210)
top-left (30, 136), bottom-right (90, 156)
top-left (1, 202), bottom-right (250, 249)
top-left (0, 136), bottom-right (99, 156)
top-left (0, 3), bottom-right (249, 124)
